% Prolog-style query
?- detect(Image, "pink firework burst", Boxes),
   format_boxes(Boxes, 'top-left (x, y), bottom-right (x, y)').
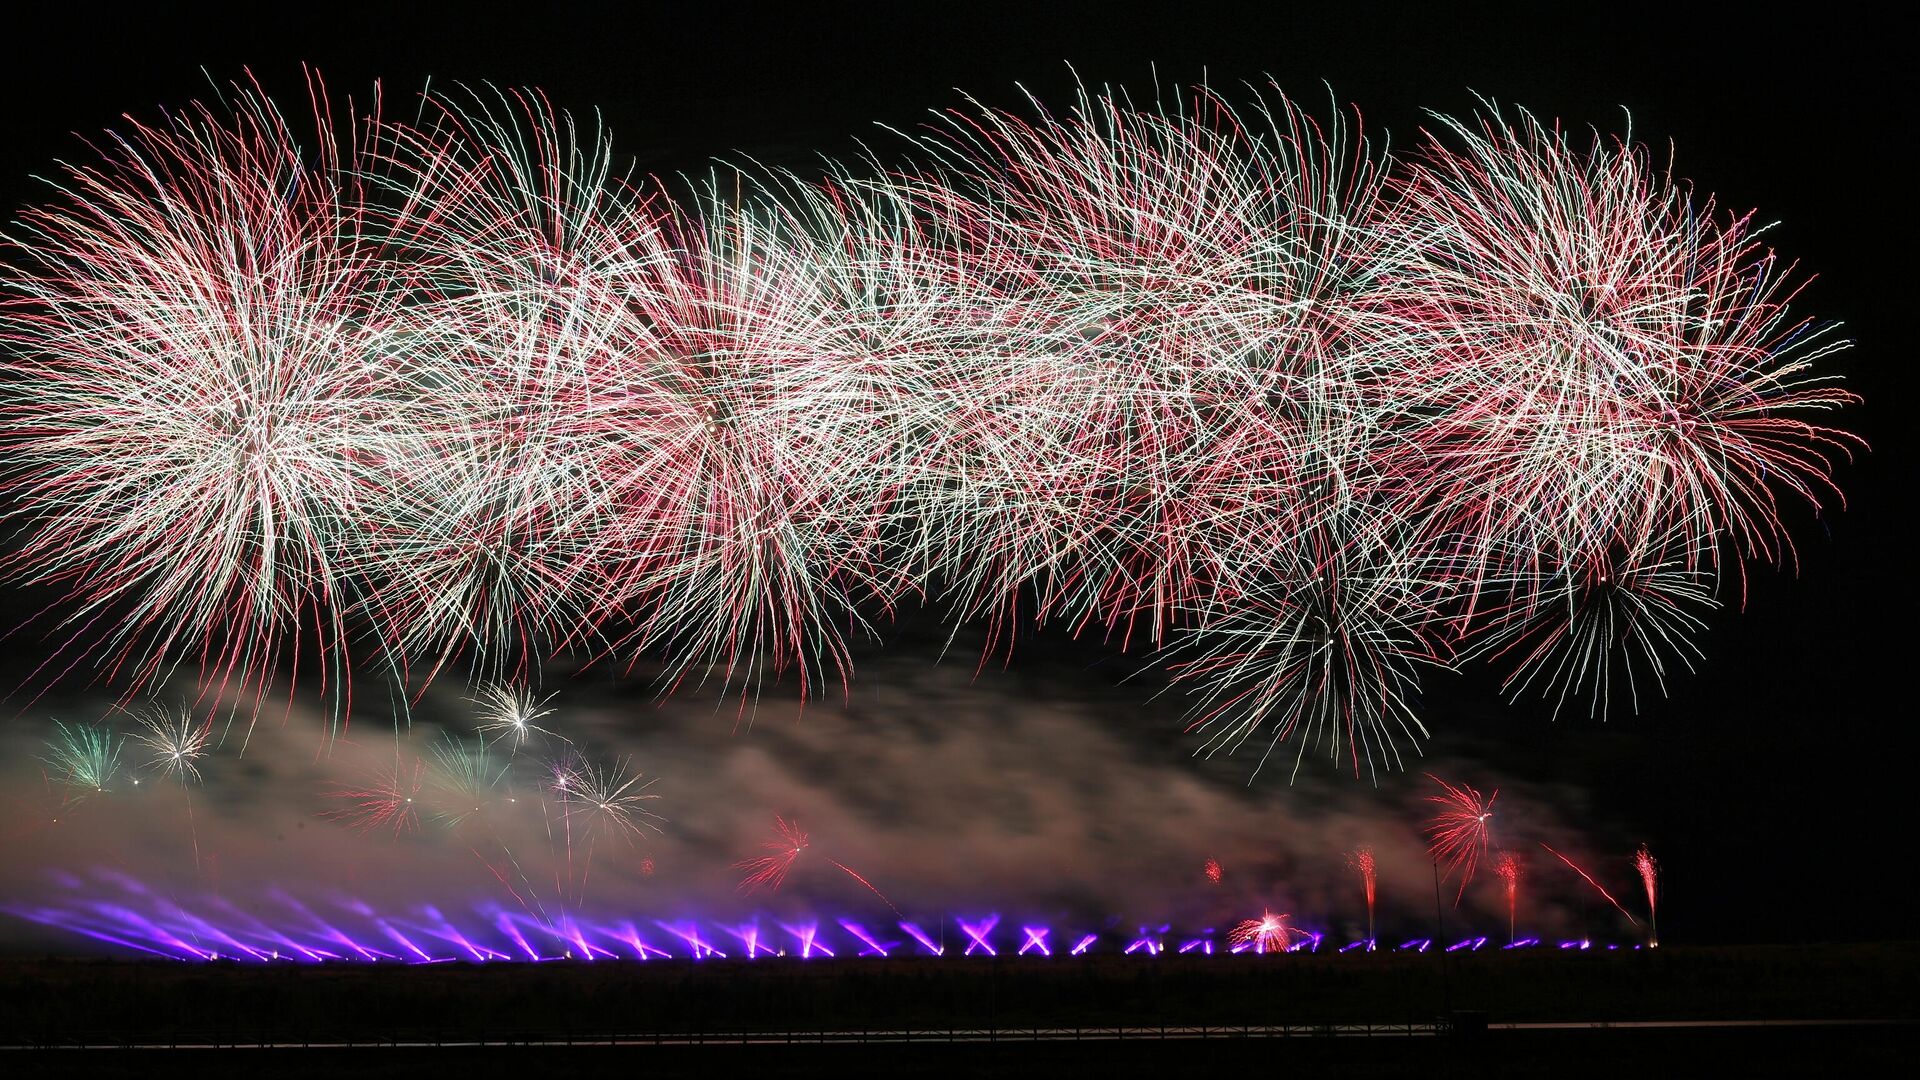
top-left (1425, 774), bottom-right (1497, 901)
top-left (1227, 910), bottom-right (1296, 954)
top-left (733, 815), bottom-right (809, 894)
top-left (1203, 856), bottom-right (1224, 885)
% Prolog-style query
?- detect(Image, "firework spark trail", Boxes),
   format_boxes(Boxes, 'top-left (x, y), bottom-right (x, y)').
top-left (1495, 850), bottom-right (1523, 944)
top-left (1347, 846), bottom-right (1377, 942)
top-left (1541, 842), bottom-right (1642, 927)
top-left (1425, 774), bottom-right (1497, 902)
top-left (1203, 856), bottom-right (1223, 885)
top-left (825, 858), bottom-right (903, 917)
top-left (1635, 843), bottom-right (1660, 945)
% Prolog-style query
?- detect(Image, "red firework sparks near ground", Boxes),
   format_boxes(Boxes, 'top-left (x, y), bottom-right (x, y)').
top-left (1635, 844), bottom-right (1660, 945)
top-left (734, 815), bottom-right (808, 894)
top-left (1424, 774), bottom-right (1497, 901)
top-left (1203, 857), bottom-right (1223, 885)
top-left (1541, 842), bottom-right (1642, 928)
top-left (1347, 846), bottom-right (1377, 939)
top-left (1495, 851), bottom-right (1523, 942)
top-left (1227, 911), bottom-right (1295, 953)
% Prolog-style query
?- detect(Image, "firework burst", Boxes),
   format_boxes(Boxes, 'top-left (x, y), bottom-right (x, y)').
top-left (127, 705), bottom-right (214, 785)
top-left (471, 682), bottom-right (561, 751)
top-left (40, 720), bottom-right (122, 797)
top-left (1425, 774), bottom-right (1497, 901)
top-left (1227, 910), bottom-right (1296, 953)
top-left (0, 74), bottom-right (408, 717)
top-left (735, 815), bottom-right (809, 895)
top-left (0, 76), bottom-right (1858, 777)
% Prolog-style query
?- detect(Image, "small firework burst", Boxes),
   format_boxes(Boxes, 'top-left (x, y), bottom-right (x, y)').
top-left (557, 756), bottom-right (664, 846)
top-left (1228, 910), bottom-right (1296, 953)
top-left (423, 735), bottom-right (510, 829)
top-left (323, 754), bottom-right (425, 837)
top-left (1425, 774), bottom-right (1497, 901)
top-left (471, 683), bottom-right (561, 750)
top-left (1347, 846), bottom-right (1378, 941)
top-left (128, 705), bottom-right (213, 785)
top-left (1203, 856), bottom-right (1223, 885)
top-left (40, 720), bottom-right (122, 797)
top-left (735, 815), bottom-right (809, 894)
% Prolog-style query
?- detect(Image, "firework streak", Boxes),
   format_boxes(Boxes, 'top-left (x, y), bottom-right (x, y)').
top-left (0, 76), bottom-right (1860, 778)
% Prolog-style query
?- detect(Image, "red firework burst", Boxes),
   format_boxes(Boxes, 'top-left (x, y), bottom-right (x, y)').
top-left (1228, 910), bottom-right (1296, 953)
top-left (734, 815), bottom-right (809, 895)
top-left (1425, 774), bottom-right (1497, 901)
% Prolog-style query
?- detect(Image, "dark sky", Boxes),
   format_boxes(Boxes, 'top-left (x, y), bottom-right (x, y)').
top-left (0, 3), bottom-right (1909, 946)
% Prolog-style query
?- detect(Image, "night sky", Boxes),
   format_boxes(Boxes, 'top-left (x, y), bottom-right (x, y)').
top-left (0, 3), bottom-right (1908, 947)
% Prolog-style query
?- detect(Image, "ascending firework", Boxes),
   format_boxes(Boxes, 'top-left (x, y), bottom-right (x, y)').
top-left (39, 720), bottom-right (122, 798)
top-left (1347, 846), bottom-right (1377, 943)
top-left (1425, 774), bottom-right (1497, 901)
top-left (1228, 910), bottom-right (1296, 953)
top-left (1541, 842), bottom-right (1641, 928)
top-left (1494, 850), bottom-right (1523, 944)
top-left (1635, 844), bottom-right (1660, 946)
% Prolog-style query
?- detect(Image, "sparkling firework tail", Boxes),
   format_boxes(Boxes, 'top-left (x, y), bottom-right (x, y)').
top-left (1635, 844), bottom-right (1659, 946)
top-left (1495, 850), bottom-right (1523, 944)
top-left (1347, 846), bottom-right (1377, 943)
